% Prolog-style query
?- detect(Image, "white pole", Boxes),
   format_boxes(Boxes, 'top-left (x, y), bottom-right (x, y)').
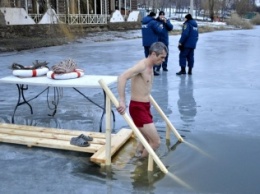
top-left (37, 1), bottom-right (39, 14)
top-left (25, 0), bottom-right (28, 14)
top-left (105, 94), bottom-right (112, 165)
top-left (94, 0), bottom-right (97, 14)
top-left (190, 0), bottom-right (194, 16)
top-left (87, 0), bottom-right (89, 14)
top-left (100, 0), bottom-right (103, 14)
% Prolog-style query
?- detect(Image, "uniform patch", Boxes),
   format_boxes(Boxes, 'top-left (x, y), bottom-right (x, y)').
top-left (183, 24), bottom-right (187, 30)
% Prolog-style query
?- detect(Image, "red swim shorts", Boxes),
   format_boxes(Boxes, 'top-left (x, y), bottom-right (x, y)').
top-left (129, 100), bottom-right (153, 128)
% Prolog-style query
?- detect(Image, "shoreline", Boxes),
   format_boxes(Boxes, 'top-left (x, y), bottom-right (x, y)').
top-left (0, 22), bottom-right (240, 53)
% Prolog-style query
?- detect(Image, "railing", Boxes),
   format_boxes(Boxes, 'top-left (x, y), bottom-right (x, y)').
top-left (98, 79), bottom-right (184, 174)
top-left (29, 14), bottom-right (43, 23)
top-left (29, 14), bottom-right (108, 24)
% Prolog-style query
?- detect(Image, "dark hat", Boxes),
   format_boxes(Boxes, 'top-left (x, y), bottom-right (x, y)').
top-left (185, 14), bottom-right (193, 20)
top-left (148, 11), bottom-right (156, 17)
top-left (159, 11), bottom-right (165, 16)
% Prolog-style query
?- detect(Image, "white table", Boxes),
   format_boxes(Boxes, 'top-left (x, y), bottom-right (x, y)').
top-left (0, 75), bottom-right (118, 131)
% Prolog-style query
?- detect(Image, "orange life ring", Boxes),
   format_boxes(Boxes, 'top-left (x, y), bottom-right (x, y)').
top-left (12, 67), bottom-right (49, 77)
top-left (47, 69), bottom-right (84, 80)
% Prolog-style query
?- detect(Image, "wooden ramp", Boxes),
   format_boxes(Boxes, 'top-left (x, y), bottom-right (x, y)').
top-left (0, 123), bottom-right (132, 165)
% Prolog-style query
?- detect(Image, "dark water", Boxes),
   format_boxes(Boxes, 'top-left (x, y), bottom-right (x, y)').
top-left (0, 26), bottom-right (260, 194)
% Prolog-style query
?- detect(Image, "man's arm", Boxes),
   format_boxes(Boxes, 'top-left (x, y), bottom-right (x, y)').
top-left (179, 23), bottom-right (191, 45)
top-left (117, 62), bottom-right (146, 115)
top-left (151, 20), bottom-right (164, 35)
top-left (165, 20), bottom-right (173, 31)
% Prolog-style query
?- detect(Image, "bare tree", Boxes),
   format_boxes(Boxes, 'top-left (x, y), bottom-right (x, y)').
top-left (235, 0), bottom-right (255, 16)
top-left (208, 0), bottom-right (214, 21)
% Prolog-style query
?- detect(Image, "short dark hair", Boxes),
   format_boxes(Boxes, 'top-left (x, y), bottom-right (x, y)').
top-left (148, 11), bottom-right (156, 17)
top-left (159, 11), bottom-right (165, 16)
top-left (185, 14), bottom-right (193, 20)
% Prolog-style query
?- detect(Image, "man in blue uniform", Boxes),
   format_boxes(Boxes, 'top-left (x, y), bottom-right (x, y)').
top-left (176, 14), bottom-right (199, 75)
top-left (141, 11), bottom-right (164, 76)
top-left (155, 10), bottom-right (173, 72)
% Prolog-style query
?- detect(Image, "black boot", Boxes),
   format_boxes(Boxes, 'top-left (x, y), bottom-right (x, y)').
top-left (176, 67), bottom-right (186, 75)
top-left (154, 71), bottom-right (160, 76)
top-left (153, 66), bottom-right (160, 76)
top-left (188, 67), bottom-right (192, 75)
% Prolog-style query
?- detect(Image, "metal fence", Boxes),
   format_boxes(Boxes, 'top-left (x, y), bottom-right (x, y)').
top-left (29, 14), bottom-right (108, 24)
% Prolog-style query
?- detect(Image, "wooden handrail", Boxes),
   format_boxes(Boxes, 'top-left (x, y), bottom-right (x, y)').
top-left (149, 95), bottom-right (183, 142)
top-left (99, 79), bottom-right (168, 174)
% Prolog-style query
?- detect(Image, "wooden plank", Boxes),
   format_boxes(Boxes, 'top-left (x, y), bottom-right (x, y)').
top-left (0, 123), bottom-right (133, 165)
top-left (0, 133), bottom-right (101, 153)
top-left (0, 128), bottom-right (105, 145)
top-left (90, 128), bottom-right (133, 164)
top-left (0, 123), bottom-right (111, 139)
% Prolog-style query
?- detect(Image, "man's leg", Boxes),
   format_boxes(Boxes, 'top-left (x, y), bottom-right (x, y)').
top-left (144, 46), bottom-right (150, 58)
top-left (176, 48), bottom-right (189, 75)
top-left (187, 49), bottom-right (194, 75)
top-left (162, 45), bottom-right (169, 71)
top-left (138, 123), bottom-right (160, 158)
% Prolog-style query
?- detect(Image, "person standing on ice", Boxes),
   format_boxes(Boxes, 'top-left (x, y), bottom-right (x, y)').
top-left (176, 14), bottom-right (199, 75)
top-left (141, 11), bottom-right (164, 76)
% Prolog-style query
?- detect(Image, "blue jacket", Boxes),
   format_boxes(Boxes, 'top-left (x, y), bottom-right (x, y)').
top-left (141, 16), bottom-right (163, 47)
top-left (156, 18), bottom-right (173, 46)
top-left (179, 19), bottom-right (199, 49)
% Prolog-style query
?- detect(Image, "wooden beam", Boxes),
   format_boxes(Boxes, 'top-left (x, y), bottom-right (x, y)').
top-left (90, 128), bottom-right (132, 164)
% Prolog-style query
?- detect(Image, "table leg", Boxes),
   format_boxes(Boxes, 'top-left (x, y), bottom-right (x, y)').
top-left (72, 87), bottom-right (115, 132)
top-left (100, 90), bottom-right (115, 132)
top-left (12, 84), bottom-right (50, 123)
top-left (12, 84), bottom-right (33, 123)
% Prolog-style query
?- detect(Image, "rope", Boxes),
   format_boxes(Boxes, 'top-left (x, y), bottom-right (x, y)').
top-left (47, 87), bottom-right (63, 116)
top-left (52, 58), bottom-right (77, 74)
top-left (10, 60), bottom-right (49, 70)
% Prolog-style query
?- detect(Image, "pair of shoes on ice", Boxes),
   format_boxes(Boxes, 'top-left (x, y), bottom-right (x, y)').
top-left (176, 71), bottom-right (192, 75)
top-left (70, 134), bottom-right (93, 147)
top-left (176, 67), bottom-right (192, 75)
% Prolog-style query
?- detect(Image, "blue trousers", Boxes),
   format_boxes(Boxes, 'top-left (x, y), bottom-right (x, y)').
top-left (157, 45), bottom-right (169, 70)
top-left (179, 48), bottom-right (194, 68)
top-left (144, 46), bottom-right (150, 58)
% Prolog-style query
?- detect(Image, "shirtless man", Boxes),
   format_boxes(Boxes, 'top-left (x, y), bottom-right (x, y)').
top-left (117, 42), bottom-right (168, 158)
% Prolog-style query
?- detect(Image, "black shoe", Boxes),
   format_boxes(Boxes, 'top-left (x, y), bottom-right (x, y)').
top-left (154, 71), bottom-right (160, 76)
top-left (188, 67), bottom-right (192, 75)
top-left (176, 70), bottom-right (186, 75)
top-left (162, 68), bottom-right (168, 72)
top-left (176, 67), bottom-right (186, 75)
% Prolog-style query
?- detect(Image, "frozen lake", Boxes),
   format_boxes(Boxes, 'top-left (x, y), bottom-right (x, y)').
top-left (0, 26), bottom-right (260, 194)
